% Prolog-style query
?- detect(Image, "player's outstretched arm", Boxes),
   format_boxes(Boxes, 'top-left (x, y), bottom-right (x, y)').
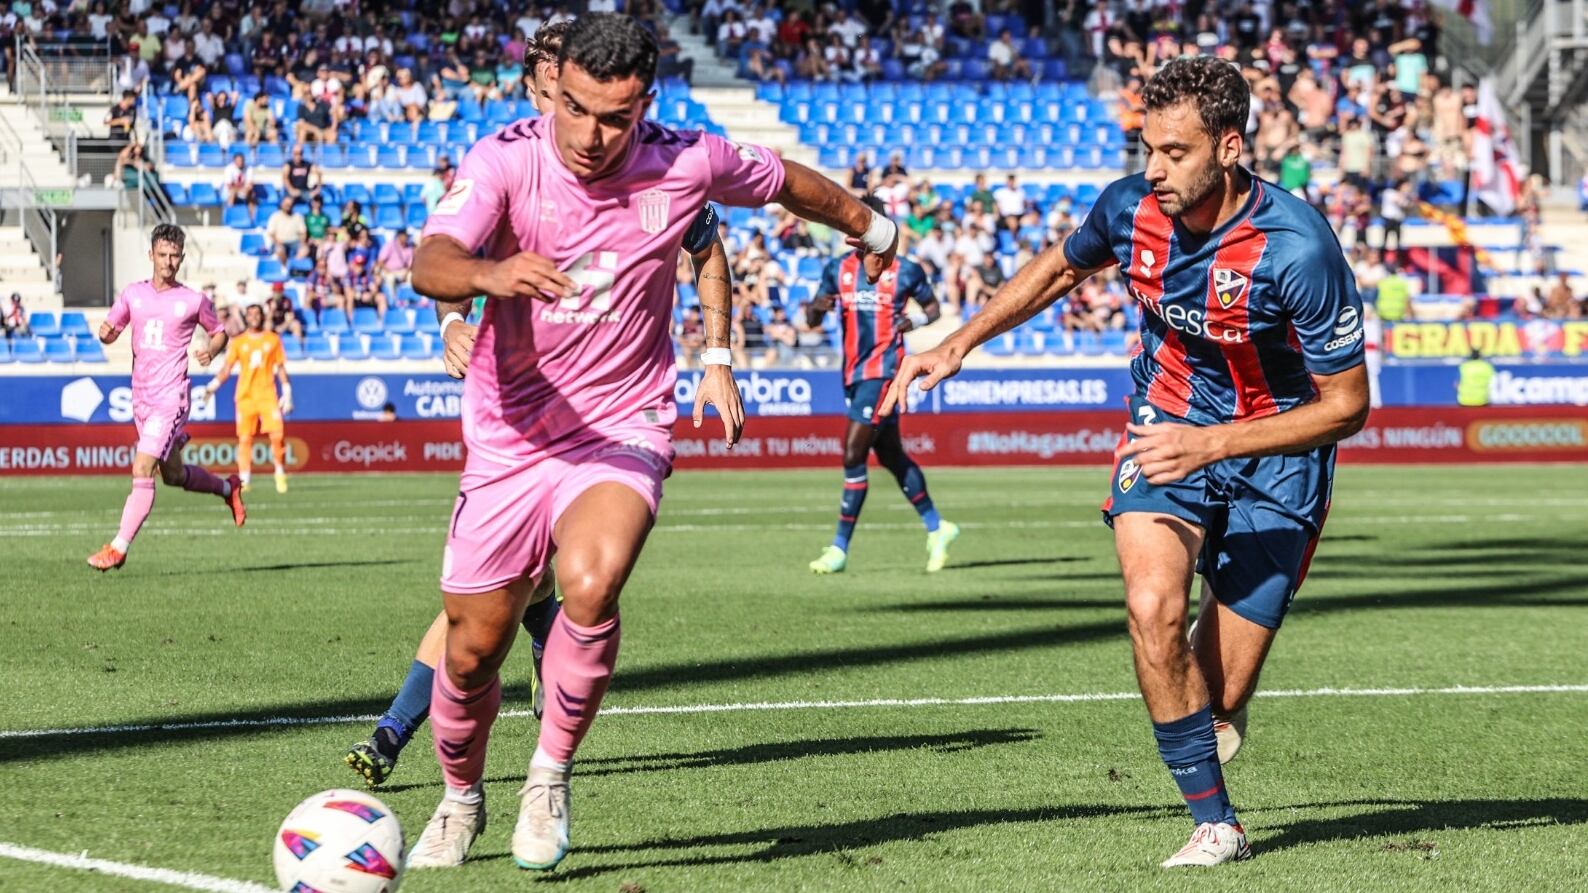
top-left (412, 235), bottom-right (576, 303)
top-left (690, 235), bottom-right (744, 447)
top-left (1119, 365), bottom-right (1370, 485)
top-left (434, 297), bottom-right (476, 380)
top-left (880, 239), bottom-right (1098, 415)
top-left (773, 160), bottom-right (898, 282)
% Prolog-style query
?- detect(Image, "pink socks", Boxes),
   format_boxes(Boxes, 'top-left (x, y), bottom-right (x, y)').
top-left (430, 650), bottom-right (502, 790)
top-left (535, 613), bottom-right (621, 767)
top-left (113, 477), bottom-right (156, 551)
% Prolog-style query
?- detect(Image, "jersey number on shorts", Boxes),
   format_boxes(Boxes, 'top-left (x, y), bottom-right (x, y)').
top-left (141, 319), bottom-right (166, 350)
top-left (561, 251), bottom-right (619, 312)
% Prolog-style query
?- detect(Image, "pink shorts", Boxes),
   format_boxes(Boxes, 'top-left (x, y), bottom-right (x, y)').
top-left (440, 427), bottom-right (674, 595)
top-left (134, 401), bottom-right (189, 460)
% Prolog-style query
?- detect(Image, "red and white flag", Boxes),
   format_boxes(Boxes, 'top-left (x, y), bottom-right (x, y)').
top-left (1430, 0), bottom-right (1495, 46)
top-left (1469, 79), bottom-right (1524, 216)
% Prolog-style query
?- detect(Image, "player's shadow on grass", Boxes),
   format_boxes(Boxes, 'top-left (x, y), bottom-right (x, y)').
top-left (938, 556), bottom-right (1089, 571)
top-left (483, 803), bottom-right (1183, 879)
top-left (1259, 797), bottom-right (1588, 852)
top-left (187, 559), bottom-right (414, 574)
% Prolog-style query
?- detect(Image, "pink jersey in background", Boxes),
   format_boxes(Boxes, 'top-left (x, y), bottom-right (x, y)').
top-left (422, 116), bottom-right (786, 466)
top-left (105, 280), bottom-right (221, 410)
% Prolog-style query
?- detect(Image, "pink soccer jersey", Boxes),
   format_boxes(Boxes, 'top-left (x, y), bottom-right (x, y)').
top-left (105, 280), bottom-right (221, 411)
top-left (422, 117), bottom-right (786, 465)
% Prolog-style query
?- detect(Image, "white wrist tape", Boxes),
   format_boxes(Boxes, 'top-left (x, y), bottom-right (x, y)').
top-left (860, 210), bottom-right (897, 254)
top-left (700, 347), bottom-right (733, 367)
top-left (440, 311), bottom-right (467, 336)
top-left (908, 310), bottom-right (929, 329)
top-left (280, 383), bottom-right (292, 401)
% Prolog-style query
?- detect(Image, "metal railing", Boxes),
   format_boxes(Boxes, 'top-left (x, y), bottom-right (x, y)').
top-left (13, 33), bottom-right (112, 146)
top-left (17, 163), bottom-right (61, 295)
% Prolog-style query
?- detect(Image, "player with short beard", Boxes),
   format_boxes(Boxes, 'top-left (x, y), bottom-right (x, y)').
top-left (884, 56), bottom-right (1369, 867)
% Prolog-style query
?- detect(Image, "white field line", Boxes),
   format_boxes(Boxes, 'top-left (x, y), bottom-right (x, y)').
top-left (4, 684), bottom-right (1585, 741)
top-left (0, 842), bottom-right (272, 893)
top-left (2, 512), bottom-right (1586, 538)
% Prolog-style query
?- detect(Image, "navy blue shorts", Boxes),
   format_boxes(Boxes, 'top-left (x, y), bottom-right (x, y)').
top-left (844, 378), bottom-right (898, 428)
top-left (1103, 397), bottom-right (1332, 629)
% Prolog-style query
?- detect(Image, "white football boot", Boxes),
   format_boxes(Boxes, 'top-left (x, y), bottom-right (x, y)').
top-left (406, 795), bottom-right (486, 868)
top-left (513, 764), bottom-right (572, 870)
top-left (1161, 822), bottom-right (1252, 868)
top-left (1214, 704), bottom-right (1249, 765)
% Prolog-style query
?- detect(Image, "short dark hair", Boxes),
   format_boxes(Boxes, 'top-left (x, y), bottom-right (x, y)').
top-left (560, 13), bottom-right (658, 89)
top-left (1141, 56), bottom-right (1249, 139)
top-left (151, 223), bottom-right (186, 251)
top-left (526, 19), bottom-right (572, 68)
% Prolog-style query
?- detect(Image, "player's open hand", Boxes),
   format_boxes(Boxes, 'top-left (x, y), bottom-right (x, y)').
top-left (878, 344), bottom-right (962, 417)
top-left (475, 252), bottom-right (576, 301)
top-left (1115, 422), bottom-right (1223, 485)
top-left (692, 364), bottom-right (744, 448)
top-left (278, 393), bottom-right (294, 416)
top-left (442, 320), bottom-right (477, 379)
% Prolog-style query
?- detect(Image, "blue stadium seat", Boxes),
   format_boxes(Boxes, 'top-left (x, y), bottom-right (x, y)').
top-left (239, 232), bottom-right (268, 255)
top-left (224, 204), bottom-right (254, 229)
top-left (318, 308), bottom-right (350, 334)
top-left (281, 335), bottom-right (304, 361)
top-left (402, 183), bottom-right (426, 205)
top-left (317, 144), bottom-right (347, 168)
top-left (75, 338), bottom-right (106, 363)
top-left (351, 306), bottom-right (383, 334)
top-left (256, 258), bottom-right (287, 282)
top-left (188, 183), bottom-right (220, 207)
top-left (377, 145), bottom-right (405, 168)
top-left (405, 204), bottom-right (428, 228)
top-left (375, 205), bottom-right (404, 230)
top-left (415, 309), bottom-right (439, 333)
top-left (382, 309), bottom-right (415, 333)
top-left (162, 95), bottom-right (188, 124)
top-left (197, 143), bottom-right (225, 167)
top-left (399, 333), bottom-right (432, 360)
top-left (349, 145), bottom-right (378, 169)
top-left (0, 339), bottom-right (11, 364)
top-left (165, 143), bottom-right (196, 168)
top-left (164, 182), bottom-right (189, 205)
top-left (43, 337), bottom-right (75, 363)
top-left (336, 334), bottom-right (369, 360)
top-left (11, 337), bottom-right (44, 363)
top-left (256, 144), bottom-right (285, 167)
top-left (28, 312), bottom-right (59, 337)
top-left (287, 257), bottom-right (314, 278)
top-left (796, 257), bottom-right (825, 282)
top-left (342, 184), bottom-right (371, 205)
top-left (369, 334), bottom-right (401, 360)
top-left (1101, 330), bottom-right (1129, 354)
top-left (983, 332), bottom-right (1016, 357)
top-left (387, 122), bottom-right (414, 143)
top-left (373, 183), bottom-right (401, 206)
top-left (1075, 331), bottom-right (1104, 356)
top-left (59, 312), bottom-right (92, 338)
top-left (304, 333), bottom-right (336, 360)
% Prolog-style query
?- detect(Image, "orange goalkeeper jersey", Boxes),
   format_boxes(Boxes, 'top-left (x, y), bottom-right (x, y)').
top-left (226, 330), bottom-right (286, 404)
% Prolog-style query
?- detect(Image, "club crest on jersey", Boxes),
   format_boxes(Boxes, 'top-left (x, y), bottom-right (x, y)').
top-left (1211, 268), bottom-right (1249, 309)
top-left (1118, 457), bottom-right (1143, 493)
top-left (637, 189), bottom-right (670, 234)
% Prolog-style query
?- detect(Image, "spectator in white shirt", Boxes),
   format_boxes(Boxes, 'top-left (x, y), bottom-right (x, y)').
top-left (223, 154), bottom-right (255, 208)
top-left (717, 10), bottom-right (749, 58)
top-left (390, 68), bottom-right (428, 123)
top-left (853, 36), bottom-right (883, 81)
top-left (587, 0), bottom-right (617, 12)
top-left (831, 9), bottom-right (868, 48)
top-left (745, 5), bottom-right (776, 45)
top-left (193, 22), bottom-right (225, 66)
top-left (993, 174), bottom-right (1027, 226)
top-left (987, 29), bottom-right (1033, 81)
top-left (87, 2), bottom-right (113, 39)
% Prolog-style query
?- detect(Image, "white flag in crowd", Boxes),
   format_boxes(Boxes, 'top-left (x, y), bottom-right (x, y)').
top-left (1469, 79), bottom-right (1524, 216)
top-left (1430, 0), bottom-right (1495, 45)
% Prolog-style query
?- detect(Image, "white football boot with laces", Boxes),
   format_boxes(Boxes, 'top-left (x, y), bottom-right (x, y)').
top-left (513, 764), bottom-right (572, 870)
top-left (406, 796), bottom-right (486, 868)
top-left (1161, 821), bottom-right (1252, 868)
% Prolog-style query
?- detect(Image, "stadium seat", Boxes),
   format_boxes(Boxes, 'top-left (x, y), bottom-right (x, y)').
top-left (1101, 330), bottom-right (1129, 354)
top-left (369, 334), bottom-right (402, 360)
top-left (76, 338), bottom-right (106, 363)
top-left (317, 144), bottom-right (347, 168)
top-left (382, 309), bottom-right (415, 333)
top-left (188, 183), bottom-right (221, 206)
top-left (164, 142), bottom-right (196, 168)
top-left (163, 182), bottom-right (189, 205)
top-left (197, 143), bottom-right (225, 167)
top-left (375, 205), bottom-right (404, 230)
top-left (28, 312), bottom-right (59, 337)
top-left (281, 335), bottom-right (304, 361)
top-left (239, 232), bottom-right (268, 256)
top-left (10, 338), bottom-right (43, 363)
top-left (314, 308), bottom-right (348, 335)
top-left (304, 333), bottom-right (337, 360)
top-left (43, 337), bottom-right (75, 363)
top-left (224, 204), bottom-right (254, 229)
top-left (256, 144), bottom-right (285, 167)
top-left (0, 339), bottom-right (11, 363)
top-left (336, 334), bottom-right (370, 360)
top-left (404, 204), bottom-right (428, 228)
top-left (59, 312), bottom-right (91, 338)
top-left (373, 183), bottom-right (401, 206)
top-left (256, 258), bottom-right (287, 282)
top-left (351, 306), bottom-right (383, 334)
top-left (342, 184), bottom-right (371, 206)
top-left (377, 145), bottom-right (405, 168)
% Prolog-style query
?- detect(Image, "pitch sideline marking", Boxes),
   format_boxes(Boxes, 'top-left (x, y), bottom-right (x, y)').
top-left (0, 842), bottom-right (273, 893)
top-left (3, 684), bottom-right (1585, 741)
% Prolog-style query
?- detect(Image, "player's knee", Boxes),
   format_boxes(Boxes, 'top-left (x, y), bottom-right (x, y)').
top-left (557, 566), bottom-right (623, 625)
top-left (843, 445), bottom-right (869, 468)
top-left (1125, 589), bottom-right (1188, 667)
top-left (443, 628), bottom-right (509, 689)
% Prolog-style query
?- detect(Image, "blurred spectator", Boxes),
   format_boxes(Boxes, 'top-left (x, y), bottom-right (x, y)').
top-left (963, 251), bottom-right (1007, 310)
top-left (267, 283), bottom-right (304, 339)
top-left (899, 26), bottom-right (946, 81)
top-left (993, 175), bottom-right (1026, 230)
top-left (764, 305), bottom-right (799, 365)
top-left (305, 258), bottom-right (338, 314)
top-left (304, 196), bottom-right (331, 246)
top-left (264, 198), bottom-right (309, 264)
top-left (987, 29), bottom-right (1032, 81)
top-left (243, 94), bottom-right (278, 145)
top-left (676, 306), bottom-right (705, 368)
top-left (282, 144), bottom-right (322, 202)
top-left (342, 255), bottom-right (386, 318)
top-left (1545, 273), bottom-right (1581, 320)
top-left (295, 92), bottom-right (337, 144)
top-left (105, 90), bottom-right (138, 142)
top-left (222, 153), bottom-right (255, 208)
top-left (391, 68), bottom-right (428, 123)
top-left (378, 230), bottom-right (415, 291)
top-left (207, 283), bottom-right (245, 338)
top-left (1380, 180), bottom-right (1411, 255)
top-left (422, 159), bottom-right (454, 211)
top-left (4, 293), bottom-right (28, 339)
top-left (110, 136), bottom-right (155, 188)
top-left (656, 22), bottom-right (695, 84)
top-left (1376, 264), bottom-right (1414, 321)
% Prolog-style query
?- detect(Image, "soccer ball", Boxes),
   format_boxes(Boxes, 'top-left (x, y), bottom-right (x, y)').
top-left (272, 788), bottom-right (404, 893)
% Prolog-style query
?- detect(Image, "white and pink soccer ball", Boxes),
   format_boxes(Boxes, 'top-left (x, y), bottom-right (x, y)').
top-left (273, 789), bottom-right (404, 892)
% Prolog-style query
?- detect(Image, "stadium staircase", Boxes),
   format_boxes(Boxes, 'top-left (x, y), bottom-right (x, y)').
top-left (0, 95), bottom-right (75, 312)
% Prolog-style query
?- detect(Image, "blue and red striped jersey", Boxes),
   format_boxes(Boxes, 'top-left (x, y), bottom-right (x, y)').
top-left (1064, 172), bottom-right (1365, 425)
top-left (818, 253), bottom-right (934, 386)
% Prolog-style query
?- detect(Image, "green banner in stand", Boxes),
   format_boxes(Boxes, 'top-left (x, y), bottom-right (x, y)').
top-left (47, 107), bottom-right (83, 122)
top-left (33, 188), bottom-right (73, 205)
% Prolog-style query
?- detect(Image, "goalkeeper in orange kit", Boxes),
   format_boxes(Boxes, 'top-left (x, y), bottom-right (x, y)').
top-left (202, 303), bottom-right (293, 493)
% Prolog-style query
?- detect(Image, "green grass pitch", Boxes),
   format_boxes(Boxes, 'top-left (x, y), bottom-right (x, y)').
top-left (2, 464), bottom-right (1587, 892)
